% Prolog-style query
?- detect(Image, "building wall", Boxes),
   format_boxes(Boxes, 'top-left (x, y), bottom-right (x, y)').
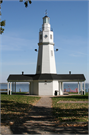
top-left (36, 44), bottom-right (56, 74)
top-left (41, 44), bottom-right (50, 73)
top-left (42, 30), bottom-right (53, 43)
top-left (53, 80), bottom-right (59, 95)
top-left (36, 45), bottom-right (43, 74)
top-left (42, 23), bottom-right (50, 32)
top-left (29, 82), bottom-right (30, 94)
top-left (33, 81), bottom-right (38, 95)
top-left (30, 82), bottom-right (33, 95)
top-left (30, 80), bottom-right (63, 96)
top-left (49, 45), bottom-right (56, 73)
top-left (38, 44), bottom-right (56, 74)
top-left (39, 81), bottom-right (53, 95)
top-left (30, 81), bottom-right (38, 95)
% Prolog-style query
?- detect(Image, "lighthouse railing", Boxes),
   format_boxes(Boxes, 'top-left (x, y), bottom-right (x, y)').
top-left (39, 27), bottom-right (53, 32)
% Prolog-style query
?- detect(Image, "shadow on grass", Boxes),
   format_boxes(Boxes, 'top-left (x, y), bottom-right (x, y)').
top-left (52, 107), bottom-right (88, 122)
top-left (1, 92), bottom-right (29, 95)
top-left (1, 100), bottom-right (88, 134)
top-left (12, 92), bottom-right (29, 95)
top-left (1, 92), bottom-right (7, 95)
top-left (1, 100), bottom-right (32, 113)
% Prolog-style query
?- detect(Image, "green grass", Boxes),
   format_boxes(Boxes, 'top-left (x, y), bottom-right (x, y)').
top-left (68, 92), bottom-right (78, 94)
top-left (53, 94), bottom-right (88, 101)
top-left (68, 92), bottom-right (88, 95)
top-left (52, 94), bottom-right (88, 122)
top-left (1, 93), bottom-right (41, 125)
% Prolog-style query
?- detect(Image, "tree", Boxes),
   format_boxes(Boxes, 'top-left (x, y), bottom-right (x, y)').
top-left (19, 0), bottom-right (32, 7)
top-left (0, 0), bottom-right (5, 34)
top-left (0, 0), bottom-right (32, 34)
top-left (0, 20), bottom-right (5, 34)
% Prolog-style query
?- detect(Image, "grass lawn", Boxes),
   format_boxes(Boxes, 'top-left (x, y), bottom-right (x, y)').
top-left (1, 93), bottom-right (40, 125)
top-left (68, 92), bottom-right (88, 95)
top-left (52, 94), bottom-right (88, 122)
top-left (68, 92), bottom-right (78, 94)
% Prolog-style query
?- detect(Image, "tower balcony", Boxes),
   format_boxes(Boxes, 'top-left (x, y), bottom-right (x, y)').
top-left (39, 27), bottom-right (53, 32)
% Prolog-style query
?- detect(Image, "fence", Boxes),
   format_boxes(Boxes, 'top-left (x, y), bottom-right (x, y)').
top-left (64, 88), bottom-right (78, 93)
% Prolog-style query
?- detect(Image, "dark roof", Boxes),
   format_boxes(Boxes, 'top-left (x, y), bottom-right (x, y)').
top-left (43, 15), bottom-right (49, 19)
top-left (7, 74), bottom-right (86, 82)
top-left (44, 15), bottom-right (48, 17)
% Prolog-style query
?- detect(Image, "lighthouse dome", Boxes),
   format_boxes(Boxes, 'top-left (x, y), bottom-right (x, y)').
top-left (43, 16), bottom-right (50, 24)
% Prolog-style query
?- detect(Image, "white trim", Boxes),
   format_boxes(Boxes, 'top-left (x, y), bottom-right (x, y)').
top-left (15, 82), bottom-right (16, 93)
top-left (59, 82), bottom-right (60, 95)
top-left (80, 82), bottom-right (82, 91)
top-left (78, 82), bottom-right (79, 94)
top-left (84, 81), bottom-right (85, 95)
top-left (7, 82), bottom-right (9, 95)
top-left (61, 82), bottom-right (63, 95)
top-left (29, 82), bottom-right (30, 95)
top-left (62, 82), bottom-right (64, 93)
top-left (7, 80), bottom-right (33, 82)
top-left (58, 80), bottom-right (85, 82)
top-left (10, 82), bottom-right (12, 95)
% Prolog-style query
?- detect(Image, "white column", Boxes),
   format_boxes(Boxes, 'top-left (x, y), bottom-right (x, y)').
top-left (29, 82), bottom-right (30, 95)
top-left (62, 82), bottom-right (64, 92)
top-left (58, 81), bottom-right (60, 95)
top-left (15, 82), bottom-right (16, 93)
top-left (84, 81), bottom-right (85, 95)
top-left (7, 82), bottom-right (9, 95)
top-left (38, 81), bottom-right (39, 95)
top-left (78, 82), bottom-right (79, 94)
top-left (80, 82), bottom-right (82, 91)
top-left (59, 82), bottom-right (61, 95)
top-left (59, 82), bottom-right (63, 95)
top-left (61, 82), bottom-right (63, 95)
top-left (12, 82), bottom-right (13, 93)
top-left (30, 82), bottom-right (32, 95)
top-left (10, 82), bottom-right (12, 95)
top-left (80, 82), bottom-right (82, 94)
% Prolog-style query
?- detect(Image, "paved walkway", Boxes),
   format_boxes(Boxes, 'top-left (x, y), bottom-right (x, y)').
top-left (1, 97), bottom-right (88, 134)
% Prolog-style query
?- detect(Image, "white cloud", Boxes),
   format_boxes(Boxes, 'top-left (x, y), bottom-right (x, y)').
top-left (1, 33), bottom-right (37, 51)
top-left (56, 35), bottom-right (87, 48)
top-left (55, 35), bottom-right (87, 58)
top-left (76, 51), bottom-right (87, 55)
top-left (70, 51), bottom-right (87, 57)
top-left (0, 62), bottom-right (36, 66)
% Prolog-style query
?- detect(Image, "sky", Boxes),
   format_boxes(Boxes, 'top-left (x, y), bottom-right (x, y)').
top-left (0, 0), bottom-right (89, 83)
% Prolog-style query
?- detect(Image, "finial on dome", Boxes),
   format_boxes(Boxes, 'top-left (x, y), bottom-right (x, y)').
top-left (45, 10), bottom-right (47, 16)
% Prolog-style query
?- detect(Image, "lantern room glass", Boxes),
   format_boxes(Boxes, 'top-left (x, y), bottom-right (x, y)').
top-left (43, 17), bottom-right (50, 24)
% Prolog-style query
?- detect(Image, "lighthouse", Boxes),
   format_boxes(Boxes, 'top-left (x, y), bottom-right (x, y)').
top-left (7, 12), bottom-right (86, 96)
top-left (36, 13), bottom-right (56, 74)
top-left (34, 12), bottom-right (59, 96)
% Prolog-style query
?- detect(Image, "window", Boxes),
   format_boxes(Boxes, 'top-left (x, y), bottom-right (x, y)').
top-left (40, 34), bottom-right (42, 40)
top-left (51, 50), bottom-right (53, 56)
top-left (50, 34), bottom-right (52, 39)
top-left (43, 17), bottom-right (50, 24)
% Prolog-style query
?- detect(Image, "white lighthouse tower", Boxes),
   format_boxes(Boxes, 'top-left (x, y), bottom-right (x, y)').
top-left (7, 12), bottom-right (86, 96)
top-left (36, 13), bottom-right (57, 74)
top-left (32, 12), bottom-right (60, 96)
top-left (28, 12), bottom-right (63, 96)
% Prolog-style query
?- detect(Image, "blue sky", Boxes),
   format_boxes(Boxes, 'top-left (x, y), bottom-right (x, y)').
top-left (0, 0), bottom-right (88, 83)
